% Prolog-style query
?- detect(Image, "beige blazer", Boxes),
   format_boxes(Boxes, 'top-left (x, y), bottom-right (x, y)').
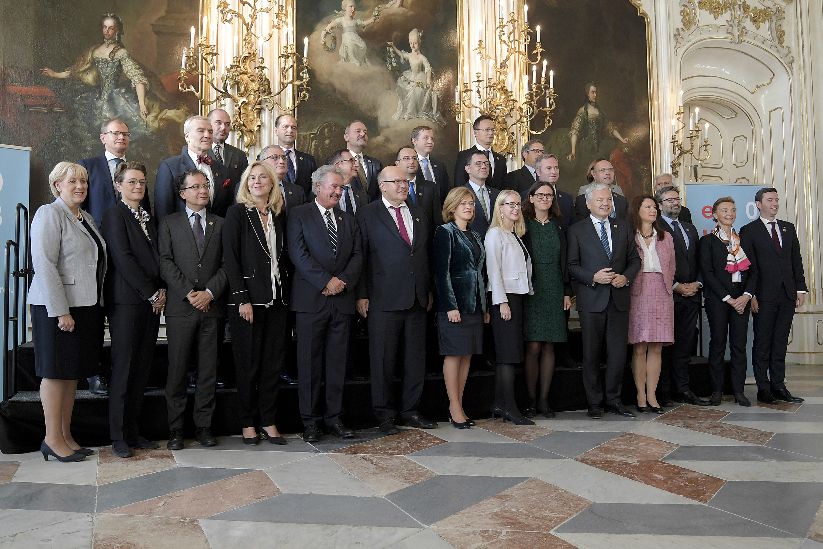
top-left (484, 226), bottom-right (533, 305)
top-left (28, 199), bottom-right (107, 317)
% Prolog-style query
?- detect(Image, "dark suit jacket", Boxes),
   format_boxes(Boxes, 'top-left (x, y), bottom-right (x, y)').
top-left (408, 175), bottom-right (442, 231)
top-left (218, 142), bottom-right (248, 190)
top-left (289, 149), bottom-right (318, 196)
top-left (357, 200), bottom-right (429, 311)
top-left (555, 186), bottom-right (576, 229)
top-left (660, 217), bottom-right (701, 304)
top-left (350, 152), bottom-right (383, 201)
top-left (432, 222), bottom-right (486, 313)
top-left (223, 204), bottom-right (291, 306)
top-left (574, 192), bottom-right (628, 222)
top-left (337, 181), bottom-right (369, 216)
top-left (154, 146), bottom-right (234, 220)
top-left (740, 219), bottom-right (806, 301)
top-left (679, 205), bottom-right (693, 225)
top-left (504, 166), bottom-right (537, 195)
top-left (281, 180), bottom-right (307, 214)
top-left (699, 232), bottom-right (758, 301)
top-left (79, 154), bottom-right (151, 227)
top-left (567, 217), bottom-right (640, 312)
top-left (287, 202), bottom-right (362, 314)
top-left (523, 219), bottom-right (571, 296)
top-left (416, 155), bottom-right (451, 203)
top-left (158, 211), bottom-right (228, 317)
top-left (465, 182), bottom-right (500, 239)
top-left (101, 201), bottom-right (163, 306)
top-left (454, 146), bottom-right (507, 189)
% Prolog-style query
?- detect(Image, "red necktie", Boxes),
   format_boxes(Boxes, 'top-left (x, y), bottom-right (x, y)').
top-left (197, 154), bottom-right (213, 166)
top-left (770, 222), bottom-right (781, 252)
top-left (391, 206), bottom-right (411, 246)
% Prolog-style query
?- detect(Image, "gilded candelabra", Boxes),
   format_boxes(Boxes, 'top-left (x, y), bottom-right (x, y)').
top-left (670, 103), bottom-right (711, 178)
top-left (179, 0), bottom-right (310, 147)
top-left (455, 8), bottom-right (557, 156)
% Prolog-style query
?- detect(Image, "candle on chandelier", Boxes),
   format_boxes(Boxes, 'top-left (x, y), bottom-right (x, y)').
top-left (455, 86), bottom-right (459, 104)
top-left (532, 64), bottom-right (536, 86)
top-left (304, 36), bottom-right (309, 58)
top-left (549, 69), bottom-right (554, 89)
top-left (703, 122), bottom-right (709, 141)
top-left (541, 59), bottom-right (547, 81)
top-left (524, 3), bottom-right (528, 24)
top-left (694, 106), bottom-right (700, 122)
top-left (679, 89), bottom-right (684, 106)
top-left (259, 42), bottom-right (264, 58)
top-left (202, 16), bottom-right (207, 37)
top-left (536, 25), bottom-right (541, 44)
top-left (190, 26), bottom-right (195, 48)
top-left (689, 113), bottom-right (694, 131)
top-left (181, 47), bottom-right (187, 69)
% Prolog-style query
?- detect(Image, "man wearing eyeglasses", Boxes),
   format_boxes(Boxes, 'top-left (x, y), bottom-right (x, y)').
top-left (463, 151), bottom-right (500, 238)
top-left (259, 144), bottom-right (306, 214)
top-left (574, 158), bottom-right (627, 222)
top-left (411, 125), bottom-right (450, 203)
top-left (209, 108), bottom-right (249, 192)
top-left (275, 114), bottom-right (317, 196)
top-left (80, 118), bottom-right (151, 229)
top-left (326, 149), bottom-right (368, 215)
top-left (654, 173), bottom-right (692, 224)
top-left (344, 120), bottom-right (383, 201)
top-left (453, 115), bottom-right (507, 189)
top-left (396, 146), bottom-right (441, 231)
top-left (504, 139), bottom-right (544, 195)
top-left (356, 166), bottom-right (436, 434)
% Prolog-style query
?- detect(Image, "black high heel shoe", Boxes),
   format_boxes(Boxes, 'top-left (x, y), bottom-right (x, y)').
top-left (449, 416), bottom-right (471, 429)
top-left (536, 400), bottom-right (556, 418)
top-left (241, 428), bottom-right (259, 446)
top-left (40, 441), bottom-right (85, 462)
top-left (491, 406), bottom-right (535, 426)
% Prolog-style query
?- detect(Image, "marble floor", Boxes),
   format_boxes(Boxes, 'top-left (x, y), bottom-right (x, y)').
top-left (3, 365), bottom-right (823, 548)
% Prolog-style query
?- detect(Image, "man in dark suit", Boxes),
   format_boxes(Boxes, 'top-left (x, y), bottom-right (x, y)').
top-left (208, 108), bottom-right (249, 188)
top-left (158, 169), bottom-right (228, 450)
top-left (412, 125), bottom-right (450, 203)
top-left (657, 185), bottom-right (709, 406)
top-left (326, 149), bottom-right (369, 215)
top-left (356, 166), bottom-right (437, 434)
top-left (741, 187), bottom-right (807, 404)
top-left (396, 146), bottom-right (441, 231)
top-left (567, 183), bottom-right (641, 418)
top-left (504, 139), bottom-right (543, 195)
top-left (454, 115), bottom-right (507, 189)
top-left (655, 173), bottom-right (692, 224)
top-left (155, 115), bottom-right (234, 220)
top-left (463, 151), bottom-right (500, 238)
top-left (574, 158), bottom-right (628, 221)
top-left (259, 144), bottom-right (306, 214)
top-left (534, 153), bottom-right (575, 229)
top-left (288, 166), bottom-right (363, 442)
top-left (345, 120), bottom-right (383, 200)
top-left (275, 114), bottom-right (317, 196)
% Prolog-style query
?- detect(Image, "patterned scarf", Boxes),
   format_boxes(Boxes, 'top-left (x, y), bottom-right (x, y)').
top-left (124, 200), bottom-right (151, 241)
top-left (712, 225), bottom-right (749, 273)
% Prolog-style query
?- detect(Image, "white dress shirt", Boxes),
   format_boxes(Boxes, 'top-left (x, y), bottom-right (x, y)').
top-left (381, 196), bottom-right (414, 243)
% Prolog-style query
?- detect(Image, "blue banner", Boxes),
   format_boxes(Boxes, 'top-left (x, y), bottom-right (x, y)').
top-left (684, 184), bottom-right (764, 236)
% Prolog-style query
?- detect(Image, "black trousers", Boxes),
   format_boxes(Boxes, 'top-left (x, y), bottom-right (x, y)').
top-left (369, 304), bottom-right (427, 422)
top-left (578, 299), bottom-right (629, 407)
top-left (663, 298), bottom-right (700, 394)
top-left (229, 303), bottom-right (286, 427)
top-left (752, 296), bottom-right (795, 392)
top-left (705, 293), bottom-right (749, 394)
top-left (108, 303), bottom-right (160, 442)
top-left (295, 303), bottom-right (352, 427)
top-left (165, 313), bottom-right (221, 430)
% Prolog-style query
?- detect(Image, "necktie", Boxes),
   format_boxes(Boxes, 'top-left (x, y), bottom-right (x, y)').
top-left (420, 157), bottom-right (435, 182)
top-left (391, 206), bottom-right (412, 246)
top-left (354, 153), bottom-right (366, 192)
top-left (672, 220), bottom-right (688, 250)
top-left (110, 157), bottom-right (124, 195)
top-left (478, 186), bottom-right (489, 221)
top-left (197, 154), bottom-right (213, 166)
top-left (343, 186), bottom-right (355, 213)
top-left (599, 220), bottom-right (612, 260)
top-left (485, 150), bottom-right (494, 176)
top-left (213, 143), bottom-right (223, 164)
top-left (770, 221), bottom-right (781, 251)
top-left (279, 182), bottom-right (288, 211)
top-left (407, 179), bottom-right (417, 205)
top-left (285, 149), bottom-right (296, 184)
top-left (192, 212), bottom-right (205, 256)
top-left (325, 210), bottom-right (337, 256)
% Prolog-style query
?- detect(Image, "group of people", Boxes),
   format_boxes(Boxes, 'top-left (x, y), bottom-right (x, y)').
top-left (28, 111), bottom-right (807, 462)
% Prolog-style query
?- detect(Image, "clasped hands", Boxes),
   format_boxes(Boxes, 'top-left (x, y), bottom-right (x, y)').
top-left (187, 290), bottom-right (210, 313)
top-left (726, 294), bottom-right (751, 315)
top-left (674, 282), bottom-right (700, 297)
top-left (593, 268), bottom-right (628, 288)
top-left (322, 276), bottom-right (346, 297)
top-left (152, 289), bottom-right (167, 315)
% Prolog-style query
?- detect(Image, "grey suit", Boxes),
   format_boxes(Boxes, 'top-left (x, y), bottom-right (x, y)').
top-left (158, 211), bottom-right (228, 431)
top-left (29, 199), bottom-right (107, 316)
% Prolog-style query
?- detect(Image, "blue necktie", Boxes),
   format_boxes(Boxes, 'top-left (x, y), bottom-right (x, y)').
top-left (343, 186), bottom-right (355, 213)
top-left (420, 157), bottom-right (435, 181)
top-left (672, 220), bottom-right (688, 250)
top-left (407, 179), bottom-right (417, 204)
top-left (285, 149), bottom-right (296, 184)
top-left (599, 220), bottom-right (611, 260)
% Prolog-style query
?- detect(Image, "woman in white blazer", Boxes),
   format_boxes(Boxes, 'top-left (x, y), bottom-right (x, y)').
top-left (485, 189), bottom-right (534, 425)
top-left (28, 162), bottom-right (107, 462)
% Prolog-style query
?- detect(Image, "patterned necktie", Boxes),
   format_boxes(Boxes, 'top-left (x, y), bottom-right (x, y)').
top-left (478, 186), bottom-right (489, 221)
top-left (770, 222), bottom-right (781, 251)
top-left (599, 220), bottom-right (612, 260)
top-left (354, 153), bottom-right (366, 191)
top-left (343, 186), bottom-right (355, 214)
top-left (110, 157), bottom-right (124, 196)
top-left (197, 154), bottom-right (213, 166)
top-left (420, 157), bottom-right (435, 182)
top-left (391, 206), bottom-right (412, 246)
top-left (213, 143), bottom-right (223, 164)
top-left (407, 179), bottom-right (417, 205)
top-left (285, 149), bottom-right (296, 184)
top-left (325, 210), bottom-right (337, 256)
top-left (192, 212), bottom-right (205, 256)
top-left (672, 220), bottom-right (688, 250)
top-left (279, 182), bottom-right (287, 210)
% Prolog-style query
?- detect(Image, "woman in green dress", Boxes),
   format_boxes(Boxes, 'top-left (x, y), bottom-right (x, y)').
top-left (522, 182), bottom-right (571, 418)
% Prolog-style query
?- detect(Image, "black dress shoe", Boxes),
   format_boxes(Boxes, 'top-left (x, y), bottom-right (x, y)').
top-left (773, 388), bottom-right (804, 403)
top-left (302, 425), bottom-right (321, 443)
top-left (279, 371), bottom-right (298, 384)
top-left (587, 407), bottom-right (603, 419)
top-left (167, 430), bottom-right (184, 451)
top-left (88, 375), bottom-right (109, 396)
top-left (676, 391), bottom-right (711, 406)
top-left (128, 436), bottom-right (160, 450)
top-left (522, 406), bottom-right (537, 419)
top-left (636, 405), bottom-right (648, 413)
top-left (605, 403), bottom-right (636, 418)
top-left (709, 392), bottom-right (722, 406)
top-left (657, 395), bottom-right (673, 407)
top-left (259, 430), bottom-right (288, 445)
top-left (757, 389), bottom-right (777, 404)
top-left (396, 414), bottom-right (437, 429)
top-left (112, 440), bottom-right (133, 458)
top-left (491, 407), bottom-right (535, 425)
top-left (734, 393), bottom-right (752, 407)
top-left (242, 434), bottom-right (259, 446)
top-left (195, 427), bottom-right (218, 447)
top-left (648, 404), bottom-right (664, 415)
top-left (378, 420), bottom-right (400, 435)
top-left (449, 416), bottom-right (471, 429)
top-left (536, 400), bottom-right (555, 418)
top-left (326, 421), bottom-right (355, 439)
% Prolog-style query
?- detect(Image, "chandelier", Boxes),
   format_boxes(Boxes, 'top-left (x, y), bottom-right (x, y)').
top-left (179, 0), bottom-right (310, 147)
top-left (670, 95), bottom-right (711, 178)
top-left (455, 4), bottom-right (557, 156)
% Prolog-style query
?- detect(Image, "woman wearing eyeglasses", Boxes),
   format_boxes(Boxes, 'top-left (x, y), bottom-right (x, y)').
top-left (521, 182), bottom-right (571, 418)
top-left (485, 190), bottom-right (534, 425)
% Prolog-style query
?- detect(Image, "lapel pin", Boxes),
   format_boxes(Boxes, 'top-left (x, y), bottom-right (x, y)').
top-left (208, 221), bottom-right (214, 226)
top-left (338, 215), bottom-right (343, 222)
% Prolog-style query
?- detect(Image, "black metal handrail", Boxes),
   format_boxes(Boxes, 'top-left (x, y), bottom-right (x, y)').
top-left (3, 203), bottom-right (30, 401)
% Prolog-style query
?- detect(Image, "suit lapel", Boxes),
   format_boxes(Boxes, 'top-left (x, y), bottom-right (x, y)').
top-left (585, 219), bottom-right (612, 263)
top-left (201, 212), bottom-right (215, 255)
top-left (117, 201), bottom-right (152, 245)
top-left (246, 208), bottom-right (271, 258)
top-left (377, 204), bottom-right (412, 248)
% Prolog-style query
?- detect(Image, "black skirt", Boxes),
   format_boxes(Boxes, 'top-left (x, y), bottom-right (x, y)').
top-left (31, 304), bottom-right (103, 380)
top-left (490, 293), bottom-right (525, 363)
top-left (436, 311), bottom-right (484, 356)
